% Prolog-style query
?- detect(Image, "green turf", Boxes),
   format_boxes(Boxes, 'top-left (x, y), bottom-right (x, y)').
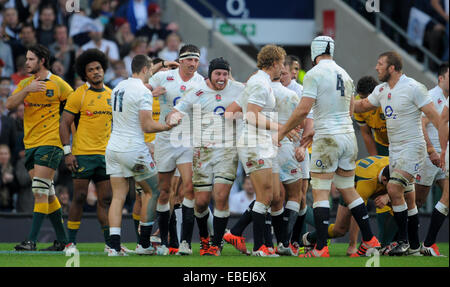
top-left (0, 242), bottom-right (448, 267)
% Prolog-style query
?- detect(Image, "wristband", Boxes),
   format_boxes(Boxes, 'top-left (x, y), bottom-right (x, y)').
top-left (63, 145), bottom-right (72, 155)
top-left (162, 61), bottom-right (166, 68)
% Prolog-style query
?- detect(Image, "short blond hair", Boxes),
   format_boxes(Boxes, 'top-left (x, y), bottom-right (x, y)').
top-left (257, 45), bottom-right (286, 70)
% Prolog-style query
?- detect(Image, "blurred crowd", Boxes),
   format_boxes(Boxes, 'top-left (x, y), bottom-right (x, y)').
top-left (0, 0), bottom-right (213, 213)
top-left (345, 0), bottom-right (448, 71)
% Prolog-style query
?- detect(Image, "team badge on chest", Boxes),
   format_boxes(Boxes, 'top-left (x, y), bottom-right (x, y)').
top-left (215, 94), bottom-right (222, 101)
top-left (180, 85), bottom-right (186, 92)
top-left (46, 89), bottom-right (54, 97)
top-left (387, 93), bottom-right (391, 100)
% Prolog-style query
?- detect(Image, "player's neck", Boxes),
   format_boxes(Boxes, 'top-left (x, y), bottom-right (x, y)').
top-left (439, 83), bottom-right (449, 98)
top-left (179, 69), bottom-right (195, 82)
top-left (88, 81), bottom-right (104, 90)
top-left (132, 74), bottom-right (146, 84)
top-left (34, 69), bottom-right (50, 80)
top-left (387, 72), bottom-right (402, 89)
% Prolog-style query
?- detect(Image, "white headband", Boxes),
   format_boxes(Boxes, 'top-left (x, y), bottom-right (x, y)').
top-left (179, 52), bottom-right (200, 60)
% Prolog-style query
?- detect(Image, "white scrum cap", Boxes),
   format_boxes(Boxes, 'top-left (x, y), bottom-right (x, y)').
top-left (310, 36), bottom-right (335, 62)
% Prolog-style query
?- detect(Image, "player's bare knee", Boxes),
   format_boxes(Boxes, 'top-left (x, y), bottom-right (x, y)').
top-left (73, 191), bottom-right (88, 206)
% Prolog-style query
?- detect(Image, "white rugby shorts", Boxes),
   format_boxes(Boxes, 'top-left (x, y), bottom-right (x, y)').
top-left (106, 146), bottom-right (157, 181)
top-left (310, 133), bottom-right (357, 173)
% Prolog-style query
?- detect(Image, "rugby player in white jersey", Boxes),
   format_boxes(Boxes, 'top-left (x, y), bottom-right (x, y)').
top-left (421, 63), bottom-right (449, 256)
top-left (354, 51), bottom-right (442, 256)
top-left (147, 44), bottom-right (205, 255)
top-left (415, 63), bottom-right (448, 208)
top-left (282, 55), bottom-right (315, 251)
top-left (105, 55), bottom-right (176, 256)
top-left (235, 44), bottom-right (290, 257)
top-left (166, 57), bottom-right (245, 256)
top-left (278, 36), bottom-right (380, 258)
top-left (270, 64), bottom-right (303, 256)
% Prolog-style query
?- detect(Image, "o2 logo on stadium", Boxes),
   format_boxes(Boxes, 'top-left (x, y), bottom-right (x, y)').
top-left (214, 106), bottom-right (226, 116)
top-left (173, 96), bottom-right (181, 106)
top-left (384, 105), bottom-right (397, 119)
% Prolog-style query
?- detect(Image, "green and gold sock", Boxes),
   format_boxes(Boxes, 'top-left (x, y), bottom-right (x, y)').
top-left (48, 198), bottom-right (68, 244)
top-left (28, 202), bottom-right (48, 243)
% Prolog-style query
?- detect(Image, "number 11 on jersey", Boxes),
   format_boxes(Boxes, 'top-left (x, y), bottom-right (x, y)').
top-left (113, 90), bottom-right (124, 112)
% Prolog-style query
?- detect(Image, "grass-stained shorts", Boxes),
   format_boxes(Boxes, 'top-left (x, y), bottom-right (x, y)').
top-left (25, 145), bottom-right (63, 171)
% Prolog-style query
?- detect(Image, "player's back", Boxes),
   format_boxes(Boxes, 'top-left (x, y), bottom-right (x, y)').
top-left (356, 155), bottom-right (389, 180)
top-left (303, 59), bottom-right (354, 135)
top-left (107, 77), bottom-right (153, 152)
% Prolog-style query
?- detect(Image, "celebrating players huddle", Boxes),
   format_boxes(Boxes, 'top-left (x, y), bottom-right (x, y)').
top-left (10, 36), bottom-right (449, 259)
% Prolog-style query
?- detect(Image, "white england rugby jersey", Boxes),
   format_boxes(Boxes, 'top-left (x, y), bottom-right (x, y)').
top-left (107, 77), bottom-right (153, 151)
top-left (174, 79), bottom-right (245, 147)
top-left (148, 68), bottom-right (204, 145)
top-left (424, 85), bottom-right (447, 152)
top-left (367, 74), bottom-right (432, 145)
top-left (302, 59), bottom-right (355, 136)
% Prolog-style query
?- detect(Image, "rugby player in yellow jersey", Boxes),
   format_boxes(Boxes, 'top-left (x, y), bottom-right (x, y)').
top-left (8, 44), bottom-right (73, 251)
top-left (59, 49), bottom-right (114, 253)
top-left (302, 156), bottom-right (394, 256)
top-left (353, 76), bottom-right (389, 156)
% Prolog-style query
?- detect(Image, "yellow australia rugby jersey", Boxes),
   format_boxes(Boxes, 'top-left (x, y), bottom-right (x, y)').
top-left (13, 72), bottom-right (73, 149)
top-left (355, 155), bottom-right (391, 214)
top-left (144, 95), bottom-right (160, 143)
top-left (353, 94), bottom-right (389, 147)
top-left (64, 83), bottom-right (112, 155)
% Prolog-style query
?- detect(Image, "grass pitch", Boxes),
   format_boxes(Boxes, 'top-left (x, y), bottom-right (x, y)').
top-left (0, 242), bottom-right (448, 267)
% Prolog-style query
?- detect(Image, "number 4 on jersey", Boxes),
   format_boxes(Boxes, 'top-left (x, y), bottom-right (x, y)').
top-left (113, 90), bottom-right (124, 112)
top-left (336, 74), bottom-right (345, 97)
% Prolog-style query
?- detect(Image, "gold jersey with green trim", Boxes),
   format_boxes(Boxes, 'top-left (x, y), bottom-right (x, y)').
top-left (14, 72), bottom-right (73, 149)
top-left (353, 94), bottom-right (389, 147)
top-left (144, 95), bottom-right (160, 143)
top-left (355, 155), bottom-right (391, 214)
top-left (64, 83), bottom-right (112, 155)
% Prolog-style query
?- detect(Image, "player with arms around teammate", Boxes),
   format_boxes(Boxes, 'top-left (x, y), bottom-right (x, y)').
top-left (60, 49), bottom-right (113, 253)
top-left (148, 45), bottom-right (204, 256)
top-left (278, 36), bottom-right (380, 258)
top-left (354, 51), bottom-right (442, 256)
top-left (421, 73), bottom-right (449, 256)
top-left (415, 63), bottom-right (448, 210)
top-left (9, 44), bottom-right (73, 251)
top-left (106, 55), bottom-right (175, 256)
top-left (166, 57), bottom-right (245, 256)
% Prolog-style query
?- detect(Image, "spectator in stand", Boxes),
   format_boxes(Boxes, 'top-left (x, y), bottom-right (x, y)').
top-left (13, 0), bottom-right (40, 25)
top-left (113, 18), bottom-right (134, 58)
top-left (137, 3), bottom-right (179, 57)
top-left (123, 37), bottom-right (148, 76)
top-left (0, 106), bottom-right (16, 160)
top-left (0, 77), bottom-right (12, 104)
top-left (56, 185), bottom-right (70, 215)
top-left (158, 32), bottom-right (182, 62)
top-left (430, 0), bottom-right (449, 61)
top-left (1, 7), bottom-right (21, 41)
top-left (90, 0), bottom-right (116, 42)
top-left (9, 102), bottom-right (24, 159)
top-left (114, 0), bottom-right (152, 34)
top-left (49, 25), bottom-right (77, 85)
top-left (0, 144), bottom-right (17, 212)
top-left (106, 60), bottom-right (127, 88)
top-left (0, 38), bottom-right (14, 77)
top-left (10, 55), bottom-right (29, 86)
top-left (50, 57), bottom-right (65, 79)
top-left (80, 22), bottom-right (119, 83)
top-left (35, 3), bottom-right (56, 47)
top-left (229, 176), bottom-right (256, 215)
top-left (11, 24), bottom-right (37, 61)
